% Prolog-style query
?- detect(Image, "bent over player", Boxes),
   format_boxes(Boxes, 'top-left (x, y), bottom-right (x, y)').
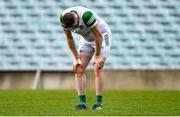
top-left (60, 6), bottom-right (111, 110)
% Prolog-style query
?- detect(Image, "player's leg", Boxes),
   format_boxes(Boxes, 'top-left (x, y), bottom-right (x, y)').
top-left (75, 39), bottom-right (94, 110)
top-left (91, 31), bottom-right (111, 110)
top-left (75, 55), bottom-right (91, 110)
top-left (75, 55), bottom-right (91, 104)
top-left (94, 58), bottom-right (106, 96)
top-left (91, 58), bottom-right (105, 110)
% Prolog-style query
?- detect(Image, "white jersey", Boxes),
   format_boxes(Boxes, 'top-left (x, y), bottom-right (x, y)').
top-left (60, 6), bottom-right (110, 42)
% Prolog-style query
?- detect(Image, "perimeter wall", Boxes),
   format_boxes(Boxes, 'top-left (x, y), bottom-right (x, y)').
top-left (0, 70), bottom-right (180, 90)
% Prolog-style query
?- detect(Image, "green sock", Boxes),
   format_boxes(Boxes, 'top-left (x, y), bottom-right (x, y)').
top-left (79, 95), bottom-right (86, 104)
top-left (96, 95), bottom-right (102, 104)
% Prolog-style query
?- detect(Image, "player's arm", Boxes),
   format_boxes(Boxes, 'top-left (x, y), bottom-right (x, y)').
top-left (91, 24), bottom-right (103, 57)
top-left (82, 11), bottom-right (102, 57)
top-left (63, 29), bottom-right (79, 58)
top-left (60, 13), bottom-right (81, 72)
top-left (91, 24), bottom-right (104, 69)
top-left (63, 29), bottom-right (81, 72)
top-left (82, 11), bottom-right (104, 68)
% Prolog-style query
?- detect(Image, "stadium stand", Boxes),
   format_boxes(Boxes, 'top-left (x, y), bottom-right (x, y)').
top-left (0, 0), bottom-right (180, 70)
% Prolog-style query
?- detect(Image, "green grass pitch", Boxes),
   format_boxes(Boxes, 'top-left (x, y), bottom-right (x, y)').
top-left (0, 90), bottom-right (179, 116)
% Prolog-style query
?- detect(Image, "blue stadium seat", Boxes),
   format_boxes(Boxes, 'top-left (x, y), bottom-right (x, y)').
top-left (0, 0), bottom-right (180, 70)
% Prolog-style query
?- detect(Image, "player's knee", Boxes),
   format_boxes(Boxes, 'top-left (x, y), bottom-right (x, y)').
top-left (93, 65), bottom-right (103, 74)
top-left (76, 67), bottom-right (86, 78)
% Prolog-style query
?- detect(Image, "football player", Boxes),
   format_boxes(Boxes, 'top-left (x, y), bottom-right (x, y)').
top-left (60, 6), bottom-right (111, 110)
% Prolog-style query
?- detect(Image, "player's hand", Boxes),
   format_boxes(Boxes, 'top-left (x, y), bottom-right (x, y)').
top-left (73, 57), bottom-right (82, 73)
top-left (94, 55), bottom-right (104, 69)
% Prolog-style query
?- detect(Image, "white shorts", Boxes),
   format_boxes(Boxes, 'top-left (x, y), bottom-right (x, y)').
top-left (77, 30), bottom-right (111, 58)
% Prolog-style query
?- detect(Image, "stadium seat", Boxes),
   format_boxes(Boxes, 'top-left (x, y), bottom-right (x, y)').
top-left (0, 0), bottom-right (180, 70)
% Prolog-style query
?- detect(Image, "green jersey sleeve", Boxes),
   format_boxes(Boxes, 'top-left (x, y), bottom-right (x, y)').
top-left (82, 11), bottom-right (97, 28)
